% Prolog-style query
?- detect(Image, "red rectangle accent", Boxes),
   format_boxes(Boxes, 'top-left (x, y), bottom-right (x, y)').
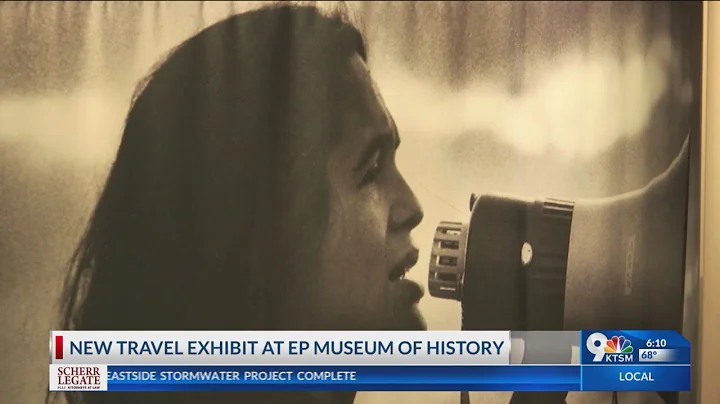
top-left (55, 335), bottom-right (63, 360)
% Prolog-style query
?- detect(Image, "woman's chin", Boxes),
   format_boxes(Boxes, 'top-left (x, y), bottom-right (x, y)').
top-left (386, 303), bottom-right (427, 331)
top-left (406, 304), bottom-right (428, 330)
top-left (386, 279), bottom-right (427, 330)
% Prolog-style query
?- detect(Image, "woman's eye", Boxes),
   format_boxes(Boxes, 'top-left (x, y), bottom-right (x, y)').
top-left (360, 153), bottom-right (383, 186)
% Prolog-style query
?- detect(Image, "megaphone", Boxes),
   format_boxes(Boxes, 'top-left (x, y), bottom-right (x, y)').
top-left (427, 137), bottom-right (690, 404)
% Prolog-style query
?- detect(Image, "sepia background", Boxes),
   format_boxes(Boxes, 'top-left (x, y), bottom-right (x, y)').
top-left (0, 1), bottom-right (704, 404)
top-left (700, 2), bottom-right (720, 404)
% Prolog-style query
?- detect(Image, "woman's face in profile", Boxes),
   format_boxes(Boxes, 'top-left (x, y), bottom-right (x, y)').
top-left (280, 54), bottom-right (426, 331)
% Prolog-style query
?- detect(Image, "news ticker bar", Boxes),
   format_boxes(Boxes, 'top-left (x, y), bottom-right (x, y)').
top-left (50, 330), bottom-right (691, 366)
top-left (50, 365), bottom-right (691, 392)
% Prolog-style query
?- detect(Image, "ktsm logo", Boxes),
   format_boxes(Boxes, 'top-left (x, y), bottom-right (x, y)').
top-left (586, 333), bottom-right (634, 363)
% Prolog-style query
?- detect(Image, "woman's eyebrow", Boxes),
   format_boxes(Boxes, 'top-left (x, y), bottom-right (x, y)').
top-left (353, 131), bottom-right (395, 172)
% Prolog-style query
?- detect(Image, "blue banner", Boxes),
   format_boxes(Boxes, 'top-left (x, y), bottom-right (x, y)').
top-left (98, 365), bottom-right (690, 392)
top-left (581, 365), bottom-right (690, 392)
top-left (580, 330), bottom-right (691, 366)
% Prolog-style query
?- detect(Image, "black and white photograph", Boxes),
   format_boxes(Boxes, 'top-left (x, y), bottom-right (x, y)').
top-left (0, 1), bottom-right (704, 404)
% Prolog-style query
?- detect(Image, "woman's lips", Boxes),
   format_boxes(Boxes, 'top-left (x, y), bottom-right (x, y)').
top-left (389, 248), bottom-right (420, 281)
top-left (393, 278), bottom-right (425, 303)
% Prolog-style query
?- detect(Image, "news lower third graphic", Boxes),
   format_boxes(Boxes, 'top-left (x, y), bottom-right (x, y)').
top-left (579, 330), bottom-right (691, 391)
top-left (49, 331), bottom-right (691, 392)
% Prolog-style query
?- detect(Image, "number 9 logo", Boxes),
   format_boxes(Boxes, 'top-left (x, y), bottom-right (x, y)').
top-left (586, 332), bottom-right (608, 362)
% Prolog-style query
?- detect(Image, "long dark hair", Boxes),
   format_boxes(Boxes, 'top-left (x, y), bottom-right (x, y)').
top-left (51, 5), bottom-right (366, 404)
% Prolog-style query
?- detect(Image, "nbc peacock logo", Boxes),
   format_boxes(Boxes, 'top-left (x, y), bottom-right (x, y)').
top-left (605, 336), bottom-right (633, 355)
top-left (586, 333), bottom-right (634, 363)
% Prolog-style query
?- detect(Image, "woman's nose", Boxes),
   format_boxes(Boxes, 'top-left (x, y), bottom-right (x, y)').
top-left (390, 178), bottom-right (424, 232)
